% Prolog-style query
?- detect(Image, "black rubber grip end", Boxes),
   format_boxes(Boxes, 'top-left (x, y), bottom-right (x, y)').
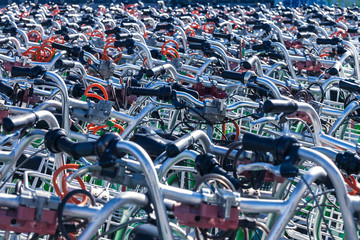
top-left (2, 113), bottom-right (37, 132)
top-left (263, 99), bottom-right (298, 114)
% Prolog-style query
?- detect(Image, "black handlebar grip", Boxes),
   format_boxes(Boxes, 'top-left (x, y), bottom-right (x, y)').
top-left (242, 132), bottom-right (277, 153)
top-left (252, 44), bottom-right (265, 51)
top-left (316, 38), bottom-right (341, 45)
top-left (282, 20), bottom-right (293, 24)
top-left (2, 113), bottom-right (37, 132)
top-left (268, 52), bottom-right (284, 60)
top-left (245, 20), bottom-right (261, 25)
top-left (44, 128), bottom-right (96, 158)
top-left (127, 86), bottom-right (172, 101)
top-left (189, 42), bottom-right (210, 50)
top-left (115, 33), bottom-right (133, 40)
top-left (105, 26), bottom-right (120, 35)
top-left (347, 28), bottom-right (358, 34)
top-left (51, 42), bottom-right (72, 52)
top-left (0, 38), bottom-right (9, 45)
top-left (345, 15), bottom-right (358, 21)
top-left (166, 133), bottom-right (195, 157)
top-left (281, 13), bottom-right (293, 18)
top-left (0, 82), bottom-right (13, 97)
top-left (338, 80), bottom-right (360, 93)
top-left (221, 70), bottom-right (247, 82)
top-left (329, 62), bottom-right (342, 75)
top-left (82, 45), bottom-right (98, 55)
top-left (252, 41), bottom-right (272, 51)
top-left (69, 83), bottom-right (85, 99)
top-left (155, 23), bottom-right (173, 31)
top-left (20, 18), bottom-right (32, 23)
top-left (298, 25), bottom-right (316, 33)
top-left (320, 21), bottom-right (336, 26)
top-left (127, 87), bottom-right (158, 96)
top-left (187, 36), bottom-right (206, 43)
top-left (297, 32), bottom-right (312, 39)
top-left (253, 24), bottom-right (271, 31)
top-left (54, 59), bottom-right (75, 69)
top-left (11, 66), bottom-right (45, 78)
top-left (263, 99), bottom-right (298, 114)
top-left (64, 34), bottom-right (80, 42)
top-left (212, 33), bottom-right (232, 40)
top-left (113, 38), bottom-right (135, 48)
top-left (2, 27), bottom-right (17, 34)
top-left (23, 23), bottom-right (36, 29)
top-left (243, 56), bottom-right (257, 69)
top-left (41, 19), bottom-right (53, 27)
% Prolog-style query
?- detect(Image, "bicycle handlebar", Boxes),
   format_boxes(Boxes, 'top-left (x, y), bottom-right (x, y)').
top-left (11, 66), bottom-right (45, 78)
top-left (263, 99), bottom-right (298, 114)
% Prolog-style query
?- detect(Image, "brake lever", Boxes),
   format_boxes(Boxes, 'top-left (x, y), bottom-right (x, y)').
top-left (250, 112), bottom-right (285, 126)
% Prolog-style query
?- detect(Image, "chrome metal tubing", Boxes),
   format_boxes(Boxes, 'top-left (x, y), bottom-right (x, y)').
top-left (115, 141), bottom-right (173, 240)
top-left (78, 192), bottom-right (148, 240)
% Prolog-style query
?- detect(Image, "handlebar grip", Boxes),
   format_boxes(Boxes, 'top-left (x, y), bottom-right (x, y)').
top-left (263, 99), bottom-right (298, 114)
top-left (282, 20), bottom-right (293, 24)
top-left (115, 33), bottom-right (133, 40)
top-left (127, 86), bottom-right (172, 101)
top-left (188, 43), bottom-right (204, 50)
top-left (64, 34), bottom-right (80, 41)
top-left (166, 133), bottom-right (194, 157)
top-left (105, 26), bottom-right (120, 35)
top-left (245, 20), bottom-right (261, 25)
top-left (345, 15), bottom-right (358, 21)
top-left (281, 13), bottom-right (293, 18)
top-left (267, 52), bottom-right (284, 60)
top-left (316, 38), bottom-right (341, 45)
top-left (82, 45), bottom-right (98, 55)
top-left (23, 23), bottom-right (36, 29)
top-left (0, 82), bottom-right (13, 97)
top-left (20, 18), bottom-right (32, 23)
top-left (0, 38), bottom-right (9, 45)
top-left (252, 41), bottom-right (271, 51)
top-left (298, 25), bottom-right (316, 32)
top-left (253, 24), bottom-right (271, 31)
top-left (54, 59), bottom-right (75, 69)
top-left (2, 112), bottom-right (37, 132)
top-left (44, 128), bottom-right (96, 159)
top-left (297, 32), bottom-right (312, 39)
top-left (51, 42), bottom-right (72, 52)
top-left (127, 87), bottom-right (158, 96)
top-left (212, 33), bottom-right (232, 40)
top-left (329, 62), bottom-right (342, 75)
top-left (78, 20), bottom-right (95, 26)
top-left (159, 17), bottom-right (174, 23)
top-left (243, 56), bottom-right (257, 69)
top-left (242, 132), bottom-right (277, 153)
top-left (11, 66), bottom-right (45, 78)
top-left (155, 23), bottom-right (173, 31)
top-left (338, 80), bottom-right (360, 93)
top-left (41, 19), bottom-right (53, 27)
top-left (320, 21), bottom-right (336, 26)
top-left (113, 38), bottom-right (135, 48)
top-left (69, 83), bottom-right (85, 99)
top-left (2, 27), bottom-right (17, 34)
top-left (221, 70), bottom-right (247, 82)
top-left (347, 28), bottom-right (358, 34)
top-left (187, 36), bottom-right (206, 43)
